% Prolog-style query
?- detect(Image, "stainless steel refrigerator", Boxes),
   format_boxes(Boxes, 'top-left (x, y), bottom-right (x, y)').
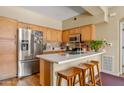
top-left (18, 28), bottom-right (43, 77)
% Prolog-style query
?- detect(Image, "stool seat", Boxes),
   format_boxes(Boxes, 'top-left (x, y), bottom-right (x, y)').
top-left (57, 67), bottom-right (82, 79)
top-left (77, 63), bottom-right (90, 70)
top-left (56, 67), bottom-right (83, 86)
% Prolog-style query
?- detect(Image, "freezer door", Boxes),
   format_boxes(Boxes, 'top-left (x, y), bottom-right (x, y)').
top-left (18, 59), bottom-right (39, 77)
top-left (32, 31), bottom-right (43, 57)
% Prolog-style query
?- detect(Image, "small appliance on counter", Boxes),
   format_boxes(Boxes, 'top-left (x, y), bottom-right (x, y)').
top-left (18, 28), bottom-right (43, 78)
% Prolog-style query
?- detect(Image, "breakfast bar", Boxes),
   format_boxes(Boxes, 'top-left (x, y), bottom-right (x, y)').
top-left (37, 51), bottom-right (105, 86)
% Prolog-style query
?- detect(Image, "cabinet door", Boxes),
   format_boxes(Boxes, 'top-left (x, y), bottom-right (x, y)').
top-left (46, 28), bottom-right (52, 41)
top-left (74, 27), bottom-right (81, 34)
top-left (0, 39), bottom-right (17, 80)
top-left (62, 31), bottom-right (69, 43)
top-left (81, 25), bottom-right (96, 41)
top-left (90, 24), bottom-right (96, 40)
top-left (68, 29), bottom-right (75, 35)
top-left (57, 31), bottom-right (62, 42)
top-left (0, 17), bottom-right (17, 39)
top-left (81, 25), bottom-right (91, 41)
top-left (51, 29), bottom-right (57, 42)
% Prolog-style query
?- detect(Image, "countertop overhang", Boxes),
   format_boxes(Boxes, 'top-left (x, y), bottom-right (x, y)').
top-left (36, 51), bottom-right (105, 64)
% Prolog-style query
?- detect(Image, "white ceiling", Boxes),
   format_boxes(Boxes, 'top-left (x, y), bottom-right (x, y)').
top-left (21, 6), bottom-right (86, 21)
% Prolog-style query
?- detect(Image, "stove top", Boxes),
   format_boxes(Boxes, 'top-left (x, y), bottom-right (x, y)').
top-left (68, 51), bottom-right (84, 55)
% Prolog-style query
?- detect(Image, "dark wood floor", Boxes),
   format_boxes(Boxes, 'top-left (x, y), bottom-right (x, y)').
top-left (0, 73), bottom-right (40, 86)
top-left (1, 72), bottom-right (124, 86)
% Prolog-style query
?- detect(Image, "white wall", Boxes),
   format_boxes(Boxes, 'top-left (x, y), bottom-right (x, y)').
top-left (0, 6), bottom-right (62, 30)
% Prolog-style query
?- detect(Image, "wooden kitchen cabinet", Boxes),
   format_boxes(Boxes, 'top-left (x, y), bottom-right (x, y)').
top-left (74, 27), bottom-right (81, 34)
top-left (18, 22), bottom-right (62, 42)
top-left (62, 30), bottom-right (69, 43)
top-left (0, 17), bottom-right (17, 39)
top-left (51, 30), bottom-right (62, 42)
top-left (68, 27), bottom-right (81, 35)
top-left (51, 29), bottom-right (57, 42)
top-left (57, 31), bottom-right (62, 42)
top-left (68, 29), bottom-right (74, 35)
top-left (44, 28), bottom-right (62, 42)
top-left (62, 24), bottom-right (96, 42)
top-left (80, 24), bottom-right (96, 41)
top-left (46, 28), bottom-right (52, 41)
top-left (0, 17), bottom-right (17, 80)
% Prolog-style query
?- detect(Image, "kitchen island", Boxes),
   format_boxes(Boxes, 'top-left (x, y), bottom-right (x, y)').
top-left (37, 51), bottom-right (105, 86)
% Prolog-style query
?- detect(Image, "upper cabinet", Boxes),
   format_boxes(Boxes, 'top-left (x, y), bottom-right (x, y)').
top-left (62, 24), bottom-right (96, 43)
top-left (47, 28), bottom-right (62, 42)
top-left (46, 28), bottom-right (52, 41)
top-left (0, 17), bottom-right (17, 39)
top-left (80, 24), bottom-right (96, 41)
top-left (69, 27), bottom-right (81, 35)
top-left (62, 30), bottom-right (69, 43)
top-left (18, 22), bottom-right (62, 42)
top-left (57, 31), bottom-right (62, 42)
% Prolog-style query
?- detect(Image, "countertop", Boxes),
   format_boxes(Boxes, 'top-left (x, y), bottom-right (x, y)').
top-left (43, 49), bottom-right (65, 53)
top-left (37, 51), bottom-right (105, 64)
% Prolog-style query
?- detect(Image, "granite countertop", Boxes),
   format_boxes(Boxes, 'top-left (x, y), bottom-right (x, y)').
top-left (36, 50), bottom-right (105, 64)
top-left (43, 49), bottom-right (65, 52)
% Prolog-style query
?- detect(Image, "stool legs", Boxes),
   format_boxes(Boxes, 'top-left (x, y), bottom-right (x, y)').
top-left (67, 78), bottom-right (73, 86)
top-left (96, 64), bottom-right (102, 85)
top-left (90, 61), bottom-right (102, 86)
top-left (82, 69), bottom-right (87, 86)
top-left (90, 66), bottom-right (96, 86)
top-left (78, 73), bottom-right (83, 86)
top-left (80, 65), bottom-right (95, 86)
top-left (72, 76), bottom-right (76, 86)
top-left (56, 76), bottom-right (62, 86)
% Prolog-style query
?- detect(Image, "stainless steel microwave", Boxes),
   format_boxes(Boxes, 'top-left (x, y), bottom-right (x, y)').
top-left (69, 34), bottom-right (81, 42)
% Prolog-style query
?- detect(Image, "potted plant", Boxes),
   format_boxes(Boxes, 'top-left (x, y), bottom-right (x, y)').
top-left (90, 40), bottom-right (104, 52)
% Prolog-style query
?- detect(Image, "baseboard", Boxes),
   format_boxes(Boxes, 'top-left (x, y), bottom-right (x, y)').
top-left (101, 71), bottom-right (120, 76)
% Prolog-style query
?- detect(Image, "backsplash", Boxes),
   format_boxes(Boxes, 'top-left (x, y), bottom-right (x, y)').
top-left (43, 41), bottom-right (62, 51)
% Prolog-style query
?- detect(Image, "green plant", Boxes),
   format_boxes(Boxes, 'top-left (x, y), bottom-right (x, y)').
top-left (90, 40), bottom-right (104, 52)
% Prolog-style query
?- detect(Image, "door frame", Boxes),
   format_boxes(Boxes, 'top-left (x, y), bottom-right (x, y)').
top-left (120, 21), bottom-right (124, 75)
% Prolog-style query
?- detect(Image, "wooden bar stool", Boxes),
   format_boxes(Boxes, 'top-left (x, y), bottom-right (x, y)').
top-left (75, 63), bottom-right (95, 86)
top-left (87, 60), bottom-right (102, 86)
top-left (56, 67), bottom-right (83, 86)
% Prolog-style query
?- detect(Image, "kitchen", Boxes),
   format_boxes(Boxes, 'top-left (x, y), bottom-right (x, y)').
top-left (0, 6), bottom-right (124, 86)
